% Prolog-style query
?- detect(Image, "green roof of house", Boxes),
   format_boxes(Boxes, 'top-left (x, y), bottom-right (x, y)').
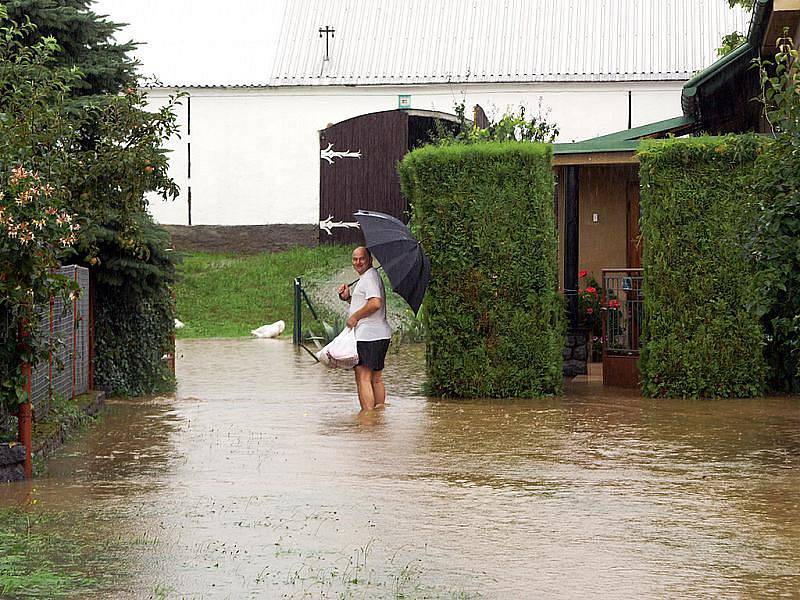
top-left (680, 0), bottom-right (771, 132)
top-left (553, 115), bottom-right (696, 155)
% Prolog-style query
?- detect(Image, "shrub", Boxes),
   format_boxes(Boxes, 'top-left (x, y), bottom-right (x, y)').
top-left (638, 135), bottom-right (766, 398)
top-left (432, 102), bottom-right (559, 145)
top-left (0, 9), bottom-right (181, 405)
top-left (0, 14), bottom-right (81, 411)
top-left (399, 142), bottom-right (563, 397)
top-left (752, 33), bottom-right (800, 391)
top-left (90, 214), bottom-right (176, 396)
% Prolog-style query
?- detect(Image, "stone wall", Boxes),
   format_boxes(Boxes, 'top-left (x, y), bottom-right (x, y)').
top-left (164, 224), bottom-right (318, 254)
top-left (563, 328), bottom-right (588, 377)
top-left (0, 391), bottom-right (106, 483)
top-left (0, 443), bottom-right (25, 482)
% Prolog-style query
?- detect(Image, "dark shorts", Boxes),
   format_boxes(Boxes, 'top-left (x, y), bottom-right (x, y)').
top-left (356, 339), bottom-right (391, 371)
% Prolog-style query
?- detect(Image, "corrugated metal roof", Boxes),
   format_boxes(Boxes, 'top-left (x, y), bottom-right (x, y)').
top-left (270, 0), bottom-right (751, 86)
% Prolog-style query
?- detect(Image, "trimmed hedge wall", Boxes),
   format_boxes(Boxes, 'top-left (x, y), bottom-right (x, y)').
top-left (399, 142), bottom-right (563, 397)
top-left (638, 136), bottom-right (766, 398)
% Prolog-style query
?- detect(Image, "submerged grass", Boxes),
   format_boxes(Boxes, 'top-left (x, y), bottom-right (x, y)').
top-left (0, 508), bottom-right (95, 598)
top-left (266, 536), bottom-right (479, 598)
top-left (174, 246), bottom-right (352, 339)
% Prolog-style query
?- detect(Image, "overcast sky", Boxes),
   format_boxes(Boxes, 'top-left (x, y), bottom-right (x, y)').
top-left (91, 0), bottom-right (287, 85)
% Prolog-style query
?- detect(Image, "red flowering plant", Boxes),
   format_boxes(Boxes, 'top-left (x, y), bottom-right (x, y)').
top-left (0, 166), bottom-right (79, 409)
top-left (577, 270), bottom-right (603, 340)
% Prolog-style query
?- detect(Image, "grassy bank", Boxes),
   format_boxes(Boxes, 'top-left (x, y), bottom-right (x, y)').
top-left (174, 246), bottom-right (352, 339)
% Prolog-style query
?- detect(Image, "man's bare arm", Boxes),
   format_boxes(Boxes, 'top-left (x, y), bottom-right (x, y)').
top-left (347, 297), bottom-right (382, 328)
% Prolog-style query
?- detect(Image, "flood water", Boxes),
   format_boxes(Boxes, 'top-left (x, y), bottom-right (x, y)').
top-left (2, 339), bottom-right (800, 598)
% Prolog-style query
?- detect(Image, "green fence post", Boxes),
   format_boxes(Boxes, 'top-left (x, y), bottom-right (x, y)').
top-left (293, 278), bottom-right (301, 345)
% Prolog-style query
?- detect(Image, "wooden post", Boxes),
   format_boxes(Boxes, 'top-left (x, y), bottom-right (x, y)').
top-left (168, 331), bottom-right (176, 373)
top-left (17, 400), bottom-right (32, 479)
top-left (48, 296), bottom-right (54, 404)
top-left (72, 268), bottom-right (78, 399)
top-left (168, 289), bottom-right (176, 374)
top-left (88, 269), bottom-right (95, 390)
top-left (17, 322), bottom-right (32, 479)
top-left (564, 165), bottom-right (580, 328)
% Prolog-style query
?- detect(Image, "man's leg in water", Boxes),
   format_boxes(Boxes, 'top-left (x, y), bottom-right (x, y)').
top-left (371, 369), bottom-right (386, 407)
top-left (355, 365), bottom-right (376, 411)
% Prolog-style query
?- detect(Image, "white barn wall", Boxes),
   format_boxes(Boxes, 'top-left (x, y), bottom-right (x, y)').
top-left (144, 93), bottom-right (190, 225)
top-left (146, 80), bottom-right (683, 226)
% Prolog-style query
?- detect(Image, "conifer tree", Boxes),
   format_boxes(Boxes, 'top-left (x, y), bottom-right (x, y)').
top-left (0, 1), bottom-right (181, 396)
top-left (3, 0), bottom-right (136, 96)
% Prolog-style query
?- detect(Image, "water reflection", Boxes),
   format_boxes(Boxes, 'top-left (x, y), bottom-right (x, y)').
top-left (0, 338), bottom-right (797, 598)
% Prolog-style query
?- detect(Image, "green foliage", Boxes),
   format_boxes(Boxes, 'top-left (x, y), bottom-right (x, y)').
top-left (756, 32), bottom-right (800, 136)
top-left (751, 33), bottom-right (800, 391)
top-left (65, 80), bottom-right (181, 399)
top-left (577, 270), bottom-right (602, 339)
top-left (433, 102), bottom-right (559, 145)
top-left (91, 214), bottom-right (176, 396)
top-left (64, 88), bottom-right (182, 260)
top-left (638, 136), bottom-right (766, 398)
top-left (717, 0), bottom-right (751, 58)
top-left (394, 306), bottom-right (427, 345)
top-left (399, 142), bottom-right (563, 397)
top-left (717, 31), bottom-right (747, 57)
top-left (31, 392), bottom-right (95, 455)
top-left (0, 15), bottom-right (80, 409)
top-left (4, 0), bottom-right (137, 98)
top-left (0, 8), bottom-right (181, 404)
top-left (0, 508), bottom-right (95, 598)
top-left (2, 0), bottom-right (182, 255)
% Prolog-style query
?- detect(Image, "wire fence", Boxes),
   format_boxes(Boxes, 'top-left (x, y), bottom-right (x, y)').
top-left (602, 269), bottom-right (644, 355)
top-left (28, 265), bottom-right (90, 417)
top-left (0, 304), bottom-right (17, 439)
top-left (0, 264), bottom-right (92, 436)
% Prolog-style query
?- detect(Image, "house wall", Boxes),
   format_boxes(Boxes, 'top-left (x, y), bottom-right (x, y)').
top-left (579, 165), bottom-right (636, 281)
top-left (556, 164), bottom-right (637, 289)
top-left (145, 81), bottom-right (683, 228)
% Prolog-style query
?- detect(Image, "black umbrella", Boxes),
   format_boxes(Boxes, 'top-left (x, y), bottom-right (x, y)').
top-left (353, 210), bottom-right (430, 315)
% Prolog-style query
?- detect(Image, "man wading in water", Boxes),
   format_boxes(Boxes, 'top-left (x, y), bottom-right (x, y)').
top-left (338, 247), bottom-right (391, 411)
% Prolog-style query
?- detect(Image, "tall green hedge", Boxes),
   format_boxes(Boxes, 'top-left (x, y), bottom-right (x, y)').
top-left (399, 142), bottom-right (563, 397)
top-left (638, 136), bottom-right (766, 398)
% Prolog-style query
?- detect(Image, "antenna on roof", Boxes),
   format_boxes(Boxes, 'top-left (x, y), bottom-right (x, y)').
top-left (319, 26), bottom-right (335, 61)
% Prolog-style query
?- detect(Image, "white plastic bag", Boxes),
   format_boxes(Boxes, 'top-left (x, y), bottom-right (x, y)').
top-left (250, 320), bottom-right (286, 338)
top-left (316, 327), bottom-right (359, 369)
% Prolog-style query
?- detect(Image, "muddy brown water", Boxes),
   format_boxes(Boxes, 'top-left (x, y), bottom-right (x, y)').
top-left (2, 339), bottom-right (800, 598)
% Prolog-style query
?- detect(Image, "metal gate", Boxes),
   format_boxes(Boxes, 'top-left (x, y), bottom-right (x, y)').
top-left (602, 268), bottom-right (643, 388)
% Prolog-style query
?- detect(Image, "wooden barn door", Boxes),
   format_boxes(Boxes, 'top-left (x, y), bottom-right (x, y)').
top-left (627, 180), bottom-right (642, 268)
top-left (319, 111), bottom-right (409, 244)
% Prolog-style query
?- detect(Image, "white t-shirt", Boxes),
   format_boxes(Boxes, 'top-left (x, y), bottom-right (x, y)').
top-left (349, 267), bottom-right (391, 341)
